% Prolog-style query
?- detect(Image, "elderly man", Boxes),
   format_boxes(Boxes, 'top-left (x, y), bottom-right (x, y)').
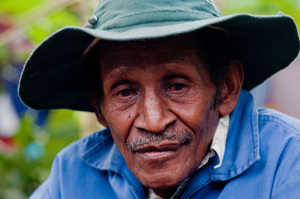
top-left (19, 0), bottom-right (300, 198)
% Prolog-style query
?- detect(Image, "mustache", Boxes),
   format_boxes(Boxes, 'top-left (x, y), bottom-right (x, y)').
top-left (126, 128), bottom-right (193, 151)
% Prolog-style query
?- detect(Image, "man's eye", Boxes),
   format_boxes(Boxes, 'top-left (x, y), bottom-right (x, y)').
top-left (117, 89), bottom-right (133, 97)
top-left (169, 83), bottom-right (186, 92)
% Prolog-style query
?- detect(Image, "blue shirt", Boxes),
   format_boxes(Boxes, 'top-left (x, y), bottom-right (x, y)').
top-left (30, 90), bottom-right (300, 198)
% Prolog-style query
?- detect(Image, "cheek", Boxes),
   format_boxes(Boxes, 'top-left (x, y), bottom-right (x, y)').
top-left (169, 90), bottom-right (219, 155)
top-left (105, 118), bottom-right (133, 163)
top-left (171, 91), bottom-right (215, 129)
top-left (100, 100), bottom-right (136, 150)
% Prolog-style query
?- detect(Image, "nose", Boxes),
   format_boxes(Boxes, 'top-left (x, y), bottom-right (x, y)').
top-left (134, 89), bottom-right (176, 133)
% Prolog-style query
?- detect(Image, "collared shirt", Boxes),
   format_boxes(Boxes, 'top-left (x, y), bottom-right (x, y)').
top-left (148, 115), bottom-right (230, 199)
top-left (30, 90), bottom-right (300, 199)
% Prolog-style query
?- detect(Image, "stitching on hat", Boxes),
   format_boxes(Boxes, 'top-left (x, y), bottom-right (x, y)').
top-left (206, 0), bottom-right (213, 5)
top-left (102, 10), bottom-right (218, 31)
top-left (119, 9), bottom-right (219, 19)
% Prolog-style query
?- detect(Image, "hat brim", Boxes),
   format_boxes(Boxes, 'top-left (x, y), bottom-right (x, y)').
top-left (19, 13), bottom-right (300, 112)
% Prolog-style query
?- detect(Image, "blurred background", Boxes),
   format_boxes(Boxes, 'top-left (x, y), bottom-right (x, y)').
top-left (0, 0), bottom-right (299, 198)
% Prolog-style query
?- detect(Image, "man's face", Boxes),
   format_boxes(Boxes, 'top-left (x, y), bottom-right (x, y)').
top-left (97, 36), bottom-right (221, 191)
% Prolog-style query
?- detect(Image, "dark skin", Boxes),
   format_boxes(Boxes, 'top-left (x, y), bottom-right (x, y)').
top-left (90, 34), bottom-right (244, 198)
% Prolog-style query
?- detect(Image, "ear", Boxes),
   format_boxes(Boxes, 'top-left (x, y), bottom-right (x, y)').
top-left (88, 96), bottom-right (109, 127)
top-left (218, 60), bottom-right (244, 117)
top-left (94, 107), bottom-right (109, 128)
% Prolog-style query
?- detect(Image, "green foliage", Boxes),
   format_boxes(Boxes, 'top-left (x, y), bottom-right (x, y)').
top-left (0, 46), bottom-right (9, 68)
top-left (26, 9), bottom-right (81, 44)
top-left (0, 110), bottom-right (80, 199)
top-left (0, 1), bottom-right (85, 197)
top-left (0, 0), bottom-right (42, 15)
top-left (0, 0), bottom-right (82, 45)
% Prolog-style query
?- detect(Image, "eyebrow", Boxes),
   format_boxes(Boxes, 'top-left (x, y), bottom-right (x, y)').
top-left (107, 68), bottom-right (129, 78)
top-left (104, 67), bottom-right (136, 92)
top-left (102, 63), bottom-right (133, 78)
top-left (163, 73), bottom-right (190, 80)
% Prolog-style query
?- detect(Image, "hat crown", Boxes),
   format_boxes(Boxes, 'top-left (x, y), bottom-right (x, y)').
top-left (92, 0), bottom-right (221, 31)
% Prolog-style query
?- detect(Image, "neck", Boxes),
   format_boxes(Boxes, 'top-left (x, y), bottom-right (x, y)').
top-left (151, 187), bottom-right (177, 199)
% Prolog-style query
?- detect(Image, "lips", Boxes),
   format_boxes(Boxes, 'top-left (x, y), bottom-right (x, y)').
top-left (133, 143), bottom-right (182, 158)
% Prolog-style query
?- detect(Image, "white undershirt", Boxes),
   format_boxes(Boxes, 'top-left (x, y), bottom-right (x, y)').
top-left (148, 115), bottom-right (230, 199)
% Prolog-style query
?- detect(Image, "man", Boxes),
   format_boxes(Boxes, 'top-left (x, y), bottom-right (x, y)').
top-left (19, 0), bottom-right (300, 198)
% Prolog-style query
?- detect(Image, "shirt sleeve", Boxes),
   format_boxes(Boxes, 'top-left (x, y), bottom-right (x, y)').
top-left (270, 129), bottom-right (300, 199)
top-left (29, 157), bottom-right (61, 199)
top-left (272, 173), bottom-right (300, 199)
top-left (29, 181), bottom-right (51, 199)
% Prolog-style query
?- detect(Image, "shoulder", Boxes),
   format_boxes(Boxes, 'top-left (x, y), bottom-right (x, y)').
top-left (257, 108), bottom-right (300, 137)
top-left (256, 108), bottom-right (300, 196)
top-left (47, 128), bottom-right (114, 176)
top-left (57, 128), bottom-right (113, 161)
top-left (30, 128), bottom-right (119, 198)
top-left (257, 108), bottom-right (300, 158)
top-left (44, 128), bottom-right (115, 184)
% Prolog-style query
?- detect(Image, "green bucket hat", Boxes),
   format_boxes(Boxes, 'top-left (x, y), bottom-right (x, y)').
top-left (19, 0), bottom-right (300, 112)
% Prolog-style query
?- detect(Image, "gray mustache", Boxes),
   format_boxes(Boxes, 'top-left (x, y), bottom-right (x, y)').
top-left (127, 129), bottom-right (193, 151)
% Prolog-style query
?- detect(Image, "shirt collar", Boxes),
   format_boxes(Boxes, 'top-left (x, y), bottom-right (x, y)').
top-left (80, 129), bottom-right (126, 173)
top-left (210, 90), bottom-right (260, 181)
top-left (198, 114), bottom-right (229, 169)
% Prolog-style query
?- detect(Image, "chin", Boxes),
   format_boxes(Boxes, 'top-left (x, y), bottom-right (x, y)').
top-left (143, 176), bottom-right (183, 190)
top-left (134, 164), bottom-right (194, 190)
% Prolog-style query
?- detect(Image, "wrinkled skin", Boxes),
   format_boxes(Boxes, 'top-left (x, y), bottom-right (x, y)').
top-left (92, 35), bottom-right (243, 198)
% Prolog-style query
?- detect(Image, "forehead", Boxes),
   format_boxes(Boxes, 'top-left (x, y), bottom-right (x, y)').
top-left (98, 33), bottom-right (203, 75)
top-left (100, 33), bottom-right (200, 59)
